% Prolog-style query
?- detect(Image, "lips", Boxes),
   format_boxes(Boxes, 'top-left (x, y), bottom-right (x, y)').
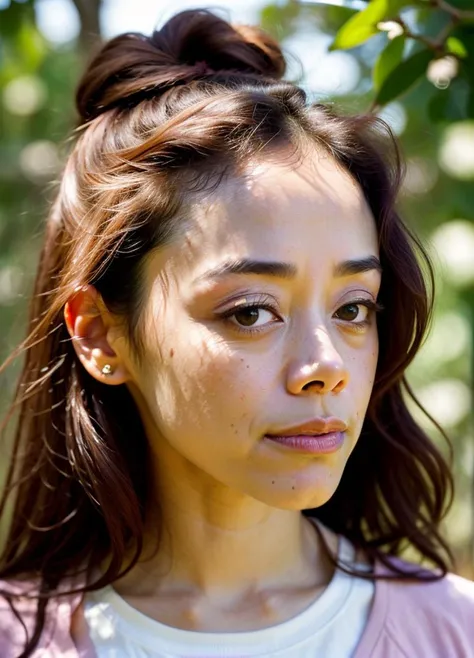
top-left (266, 417), bottom-right (347, 438)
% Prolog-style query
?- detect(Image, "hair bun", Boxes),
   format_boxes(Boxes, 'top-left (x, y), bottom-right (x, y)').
top-left (153, 9), bottom-right (285, 79)
top-left (76, 9), bottom-right (286, 123)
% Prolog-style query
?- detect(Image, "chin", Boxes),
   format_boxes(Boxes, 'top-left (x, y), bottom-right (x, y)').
top-left (251, 481), bottom-right (340, 511)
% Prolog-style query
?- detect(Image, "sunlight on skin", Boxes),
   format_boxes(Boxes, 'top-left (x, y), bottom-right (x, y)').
top-left (112, 147), bottom-right (379, 587)
top-left (67, 145), bottom-right (380, 622)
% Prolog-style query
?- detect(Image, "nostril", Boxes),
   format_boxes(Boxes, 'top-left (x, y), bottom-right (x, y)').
top-left (302, 380), bottom-right (324, 392)
top-left (301, 378), bottom-right (346, 393)
top-left (332, 379), bottom-right (346, 394)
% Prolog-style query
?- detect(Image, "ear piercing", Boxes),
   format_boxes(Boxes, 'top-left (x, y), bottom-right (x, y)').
top-left (101, 364), bottom-right (113, 375)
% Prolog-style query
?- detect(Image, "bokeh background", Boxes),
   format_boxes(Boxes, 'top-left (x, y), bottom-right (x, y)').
top-left (1, 0), bottom-right (473, 573)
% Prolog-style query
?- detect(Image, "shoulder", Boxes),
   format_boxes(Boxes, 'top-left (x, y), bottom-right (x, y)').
top-left (388, 568), bottom-right (474, 614)
top-left (380, 556), bottom-right (474, 610)
top-left (0, 579), bottom-right (40, 657)
top-left (0, 578), bottom-right (84, 657)
top-left (374, 557), bottom-right (474, 656)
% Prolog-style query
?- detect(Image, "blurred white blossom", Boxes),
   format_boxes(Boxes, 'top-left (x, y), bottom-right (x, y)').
top-left (403, 157), bottom-right (438, 195)
top-left (430, 219), bottom-right (474, 286)
top-left (417, 379), bottom-right (471, 429)
top-left (20, 140), bottom-right (60, 183)
top-left (427, 56), bottom-right (458, 90)
top-left (439, 121), bottom-right (474, 180)
top-left (377, 21), bottom-right (404, 39)
top-left (416, 311), bottom-right (471, 371)
top-left (2, 76), bottom-right (47, 116)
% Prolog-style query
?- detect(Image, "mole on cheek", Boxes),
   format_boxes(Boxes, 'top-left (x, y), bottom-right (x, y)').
top-left (169, 348), bottom-right (174, 358)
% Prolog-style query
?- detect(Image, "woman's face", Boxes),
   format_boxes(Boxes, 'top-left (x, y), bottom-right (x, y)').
top-left (120, 146), bottom-right (380, 510)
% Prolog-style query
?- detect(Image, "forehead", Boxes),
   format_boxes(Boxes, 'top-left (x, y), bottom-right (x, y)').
top-left (181, 148), bottom-right (378, 270)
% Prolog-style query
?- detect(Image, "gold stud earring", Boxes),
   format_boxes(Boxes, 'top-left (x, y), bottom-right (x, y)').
top-left (101, 364), bottom-right (113, 375)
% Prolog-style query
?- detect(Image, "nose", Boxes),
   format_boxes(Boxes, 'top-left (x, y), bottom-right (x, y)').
top-left (286, 326), bottom-right (349, 395)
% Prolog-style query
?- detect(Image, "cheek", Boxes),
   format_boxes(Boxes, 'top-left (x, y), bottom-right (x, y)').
top-left (145, 327), bottom-right (270, 427)
top-left (177, 346), bottom-right (268, 409)
top-left (363, 335), bottom-right (379, 383)
top-left (365, 347), bottom-right (378, 393)
top-left (349, 334), bottom-right (378, 421)
top-left (369, 330), bottom-right (379, 380)
top-left (344, 328), bottom-right (378, 384)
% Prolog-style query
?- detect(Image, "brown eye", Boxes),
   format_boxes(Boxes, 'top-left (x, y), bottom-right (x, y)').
top-left (234, 308), bottom-right (261, 326)
top-left (335, 303), bottom-right (371, 324)
top-left (224, 305), bottom-right (280, 331)
top-left (336, 304), bottom-right (361, 322)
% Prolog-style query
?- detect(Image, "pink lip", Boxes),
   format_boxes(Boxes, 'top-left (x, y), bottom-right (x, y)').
top-left (267, 417), bottom-right (347, 436)
top-left (264, 431), bottom-right (345, 454)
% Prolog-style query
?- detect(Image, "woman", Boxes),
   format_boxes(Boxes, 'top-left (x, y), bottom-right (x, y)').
top-left (0, 7), bottom-right (473, 658)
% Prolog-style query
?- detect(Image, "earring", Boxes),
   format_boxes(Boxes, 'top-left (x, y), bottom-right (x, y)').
top-left (101, 364), bottom-right (113, 375)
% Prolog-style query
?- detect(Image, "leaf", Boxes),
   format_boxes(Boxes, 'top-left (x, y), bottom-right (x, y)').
top-left (15, 20), bottom-right (47, 73)
top-left (374, 48), bottom-right (433, 106)
top-left (446, 37), bottom-right (468, 59)
top-left (373, 35), bottom-right (405, 91)
top-left (331, 0), bottom-right (387, 50)
top-left (330, 0), bottom-right (408, 51)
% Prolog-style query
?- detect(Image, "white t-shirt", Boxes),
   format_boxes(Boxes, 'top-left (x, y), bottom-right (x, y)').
top-left (84, 531), bottom-right (375, 657)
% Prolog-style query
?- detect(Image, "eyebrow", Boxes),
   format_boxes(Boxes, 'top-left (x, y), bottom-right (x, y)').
top-left (334, 255), bottom-right (382, 277)
top-left (197, 255), bottom-right (382, 282)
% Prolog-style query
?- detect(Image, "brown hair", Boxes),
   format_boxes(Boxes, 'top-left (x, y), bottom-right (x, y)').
top-left (0, 8), bottom-right (453, 657)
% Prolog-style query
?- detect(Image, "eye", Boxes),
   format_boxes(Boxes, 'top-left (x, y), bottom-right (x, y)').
top-left (230, 305), bottom-right (279, 329)
top-left (334, 299), bottom-right (383, 328)
top-left (217, 298), bottom-right (282, 335)
top-left (335, 303), bottom-right (369, 323)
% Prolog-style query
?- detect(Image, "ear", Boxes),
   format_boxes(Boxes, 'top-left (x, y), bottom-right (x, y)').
top-left (64, 285), bottom-right (131, 386)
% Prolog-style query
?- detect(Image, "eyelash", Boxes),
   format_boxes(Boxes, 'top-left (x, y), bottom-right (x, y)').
top-left (218, 296), bottom-right (384, 335)
top-left (334, 298), bottom-right (385, 332)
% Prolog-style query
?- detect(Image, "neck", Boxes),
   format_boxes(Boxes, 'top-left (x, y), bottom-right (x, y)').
top-left (114, 437), bottom-right (337, 602)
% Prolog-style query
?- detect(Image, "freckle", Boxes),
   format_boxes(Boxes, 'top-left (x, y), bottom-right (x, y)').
top-left (169, 348), bottom-right (174, 358)
top-left (246, 365), bottom-right (249, 369)
top-left (292, 486), bottom-right (295, 490)
top-left (272, 481), bottom-right (275, 484)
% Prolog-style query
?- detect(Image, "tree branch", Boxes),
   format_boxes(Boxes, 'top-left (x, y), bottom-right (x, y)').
top-left (71, 0), bottom-right (103, 54)
top-left (433, 0), bottom-right (474, 22)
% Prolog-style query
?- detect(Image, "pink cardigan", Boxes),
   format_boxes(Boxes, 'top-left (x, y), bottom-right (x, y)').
top-left (1, 557), bottom-right (474, 657)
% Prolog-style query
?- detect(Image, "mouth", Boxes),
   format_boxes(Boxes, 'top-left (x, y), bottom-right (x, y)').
top-left (263, 431), bottom-right (345, 455)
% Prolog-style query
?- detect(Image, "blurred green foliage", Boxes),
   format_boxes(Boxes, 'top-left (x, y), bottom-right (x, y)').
top-left (0, 0), bottom-right (473, 571)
